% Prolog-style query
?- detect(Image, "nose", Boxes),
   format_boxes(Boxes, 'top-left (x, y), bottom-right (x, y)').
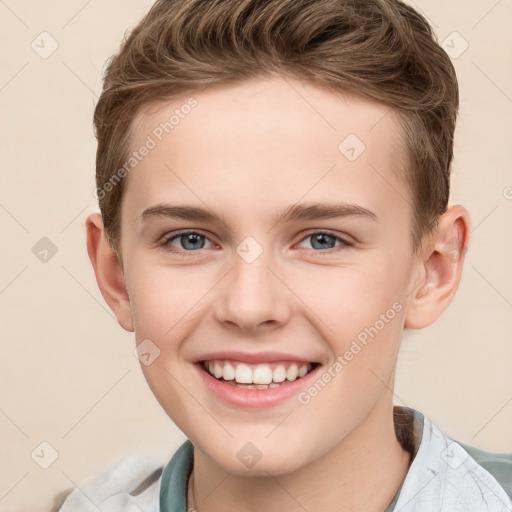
top-left (213, 246), bottom-right (291, 334)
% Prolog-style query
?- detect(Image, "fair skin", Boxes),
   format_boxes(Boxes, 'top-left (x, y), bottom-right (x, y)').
top-left (86, 75), bottom-right (470, 511)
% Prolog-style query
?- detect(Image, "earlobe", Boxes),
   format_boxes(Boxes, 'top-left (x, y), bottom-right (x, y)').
top-left (404, 205), bottom-right (470, 330)
top-left (85, 213), bottom-right (134, 332)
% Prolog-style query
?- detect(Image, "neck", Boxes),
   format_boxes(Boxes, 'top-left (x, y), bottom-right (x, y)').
top-left (188, 399), bottom-right (411, 512)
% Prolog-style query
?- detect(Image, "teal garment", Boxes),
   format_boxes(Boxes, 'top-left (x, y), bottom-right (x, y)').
top-left (159, 408), bottom-right (512, 511)
top-left (159, 439), bottom-right (194, 512)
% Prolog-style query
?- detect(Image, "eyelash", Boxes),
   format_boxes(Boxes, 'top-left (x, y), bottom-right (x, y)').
top-left (157, 230), bottom-right (354, 256)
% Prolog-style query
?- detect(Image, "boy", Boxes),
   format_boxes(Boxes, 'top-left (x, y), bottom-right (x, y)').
top-left (56, 0), bottom-right (512, 511)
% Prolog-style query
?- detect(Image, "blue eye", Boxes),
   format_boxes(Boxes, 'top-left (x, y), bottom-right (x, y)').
top-left (163, 231), bottom-right (212, 251)
top-left (297, 232), bottom-right (352, 251)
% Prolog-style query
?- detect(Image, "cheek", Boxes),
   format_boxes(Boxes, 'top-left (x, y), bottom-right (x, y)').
top-left (127, 269), bottom-right (201, 424)
top-left (290, 256), bottom-right (407, 331)
top-left (291, 257), bottom-right (408, 387)
top-left (127, 263), bottom-right (206, 338)
top-left (126, 263), bottom-right (217, 400)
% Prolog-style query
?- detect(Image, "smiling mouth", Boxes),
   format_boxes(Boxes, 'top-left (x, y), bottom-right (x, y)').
top-left (200, 359), bottom-right (320, 390)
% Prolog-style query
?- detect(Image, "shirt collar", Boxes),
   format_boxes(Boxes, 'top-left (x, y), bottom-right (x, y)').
top-left (160, 439), bottom-right (194, 512)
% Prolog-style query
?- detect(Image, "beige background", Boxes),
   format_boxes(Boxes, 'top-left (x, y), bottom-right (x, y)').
top-left (0, 1), bottom-right (511, 511)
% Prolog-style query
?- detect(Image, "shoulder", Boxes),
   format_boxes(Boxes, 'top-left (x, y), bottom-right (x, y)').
top-left (53, 452), bottom-right (164, 512)
top-left (434, 437), bottom-right (512, 511)
top-left (456, 440), bottom-right (512, 500)
top-left (395, 407), bottom-right (512, 511)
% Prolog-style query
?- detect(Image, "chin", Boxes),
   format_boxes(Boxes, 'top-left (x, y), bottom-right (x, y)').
top-left (196, 436), bottom-right (315, 477)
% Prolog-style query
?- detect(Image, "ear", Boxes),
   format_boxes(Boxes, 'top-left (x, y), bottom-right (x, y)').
top-left (404, 205), bottom-right (470, 329)
top-left (85, 213), bottom-right (134, 332)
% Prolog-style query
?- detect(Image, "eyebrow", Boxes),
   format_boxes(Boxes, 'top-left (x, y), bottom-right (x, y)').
top-left (139, 202), bottom-right (378, 226)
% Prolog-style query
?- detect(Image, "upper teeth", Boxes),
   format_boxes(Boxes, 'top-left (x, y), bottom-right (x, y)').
top-left (204, 360), bottom-right (313, 384)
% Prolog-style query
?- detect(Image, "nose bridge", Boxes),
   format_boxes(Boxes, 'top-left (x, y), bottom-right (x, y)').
top-left (213, 237), bottom-right (289, 331)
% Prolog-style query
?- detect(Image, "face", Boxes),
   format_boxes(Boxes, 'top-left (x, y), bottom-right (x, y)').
top-left (117, 76), bottom-right (421, 475)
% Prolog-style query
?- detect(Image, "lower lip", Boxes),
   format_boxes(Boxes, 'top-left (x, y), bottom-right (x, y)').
top-left (194, 362), bottom-right (321, 409)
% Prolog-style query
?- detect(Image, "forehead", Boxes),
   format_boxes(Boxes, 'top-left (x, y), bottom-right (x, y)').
top-left (131, 75), bottom-right (402, 153)
top-left (123, 75), bottom-right (408, 225)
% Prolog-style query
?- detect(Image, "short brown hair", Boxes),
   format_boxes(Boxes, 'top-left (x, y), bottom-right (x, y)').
top-left (93, 0), bottom-right (459, 257)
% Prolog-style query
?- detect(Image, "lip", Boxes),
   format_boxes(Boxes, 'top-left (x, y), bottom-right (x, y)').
top-left (193, 360), bottom-right (322, 409)
top-left (193, 350), bottom-right (319, 365)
